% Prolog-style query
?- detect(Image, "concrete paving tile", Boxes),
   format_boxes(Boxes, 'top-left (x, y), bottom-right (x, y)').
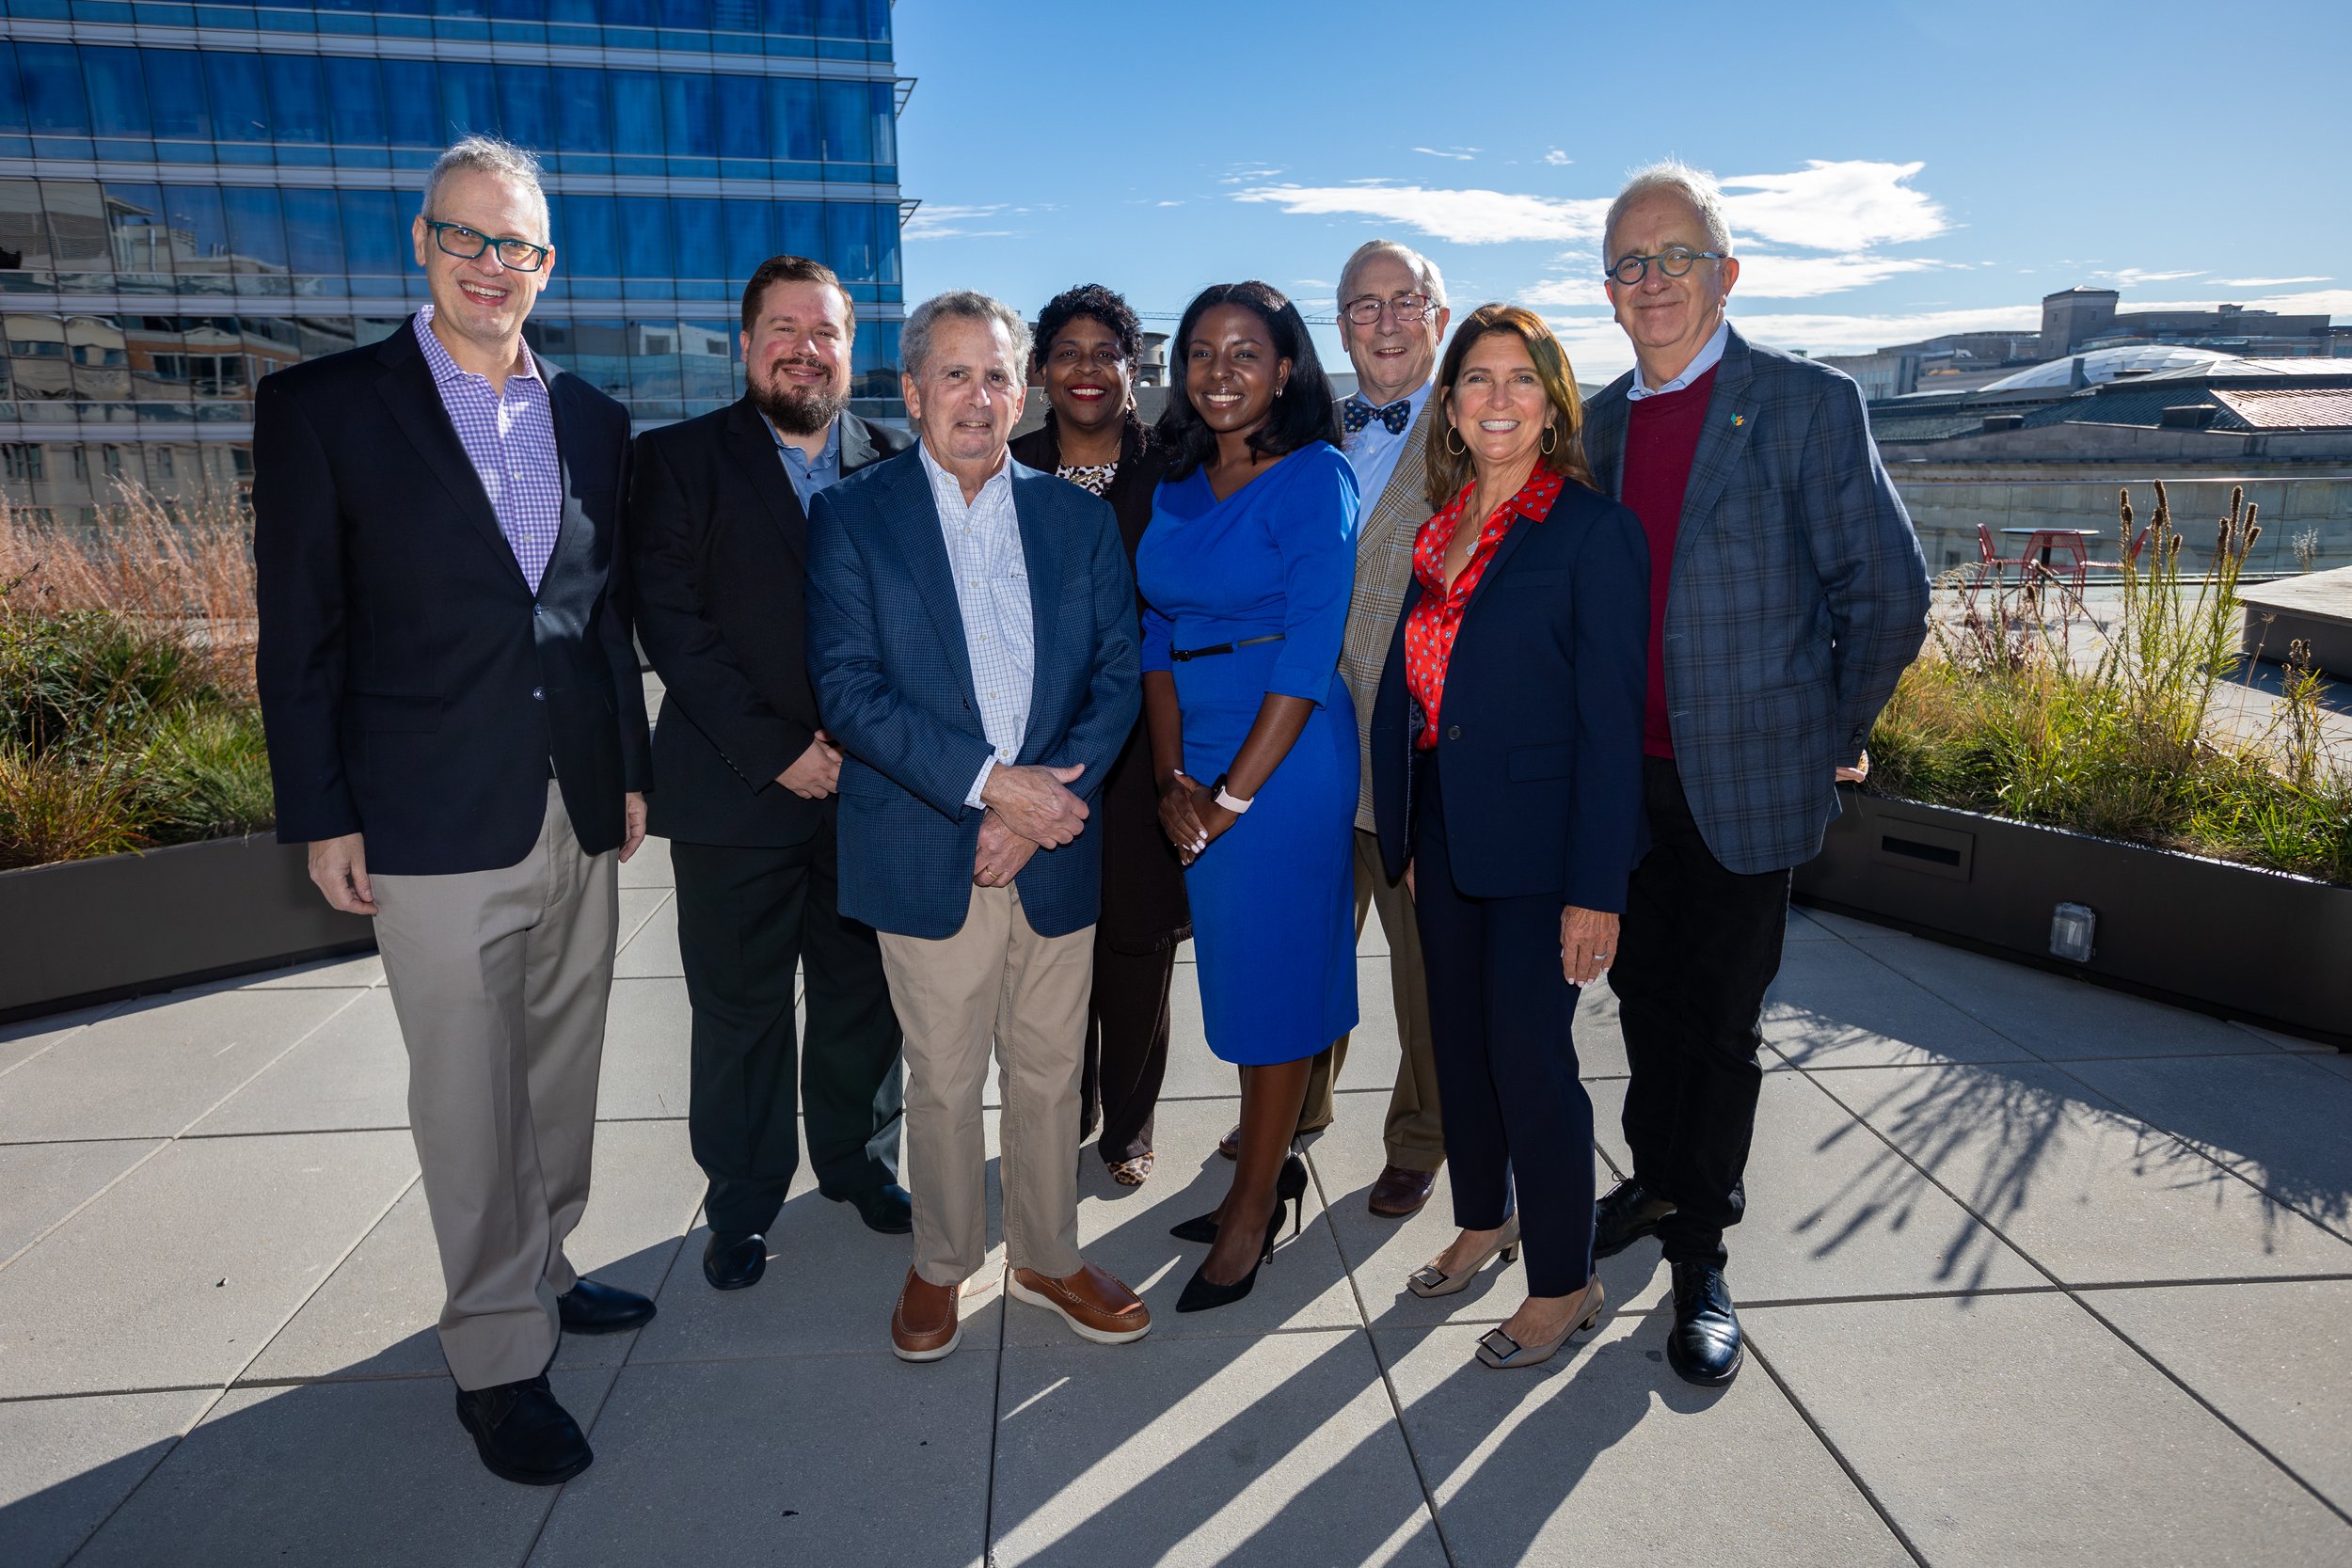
top-left (991, 1328), bottom-right (1447, 1568)
top-left (617, 832), bottom-right (673, 891)
top-left (1573, 974), bottom-right (1629, 1079)
top-left (611, 890), bottom-right (680, 978)
top-left (1784, 905), bottom-right (1840, 942)
top-left (631, 1116), bottom-right (1001, 1366)
top-left (1850, 929), bottom-right (2275, 1059)
top-left (2059, 1052), bottom-right (2352, 1243)
top-left (1764, 941), bottom-right (2037, 1071)
top-left (1747, 1292), bottom-right (2352, 1566)
top-left (2310, 1050), bottom-right (2352, 1084)
top-left (1794, 905), bottom-right (1899, 941)
top-left (1380, 1311), bottom-right (1910, 1568)
top-left (240, 953), bottom-right (385, 990)
top-left (1824, 1060), bottom-right (2352, 1285)
top-left (2091, 1279), bottom-right (2352, 1511)
top-left (0, 1388), bottom-right (215, 1568)
top-left (531, 1354), bottom-right (993, 1568)
top-left (187, 989), bottom-right (410, 1136)
top-left (0, 988), bottom-right (359, 1142)
top-left (1010, 1099), bottom-right (1356, 1345)
top-left (2229, 1019), bottom-right (2341, 1053)
top-left (244, 1119), bottom-right (702, 1385)
top-left (0, 1131), bottom-right (418, 1399)
top-left (0, 1002), bottom-right (127, 1077)
top-left (1588, 1073), bottom-right (2044, 1301)
top-left (596, 977), bottom-right (692, 1121)
top-left (70, 1369), bottom-right (612, 1568)
top-left (0, 1138), bottom-right (161, 1266)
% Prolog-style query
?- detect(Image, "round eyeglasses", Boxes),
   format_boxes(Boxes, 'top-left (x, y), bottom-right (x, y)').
top-left (1340, 293), bottom-right (1437, 326)
top-left (1605, 247), bottom-right (1725, 287)
top-left (425, 220), bottom-right (551, 273)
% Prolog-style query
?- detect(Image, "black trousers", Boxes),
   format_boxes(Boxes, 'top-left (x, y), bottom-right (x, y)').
top-left (1610, 756), bottom-right (1791, 1268)
top-left (1078, 938), bottom-right (1176, 1166)
top-left (1410, 752), bottom-right (1597, 1297)
top-left (672, 823), bottom-right (905, 1237)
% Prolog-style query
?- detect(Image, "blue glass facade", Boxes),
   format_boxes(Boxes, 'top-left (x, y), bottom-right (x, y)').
top-left (0, 0), bottom-right (909, 515)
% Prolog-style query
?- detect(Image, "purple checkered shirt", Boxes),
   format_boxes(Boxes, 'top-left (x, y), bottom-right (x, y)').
top-left (414, 305), bottom-right (564, 592)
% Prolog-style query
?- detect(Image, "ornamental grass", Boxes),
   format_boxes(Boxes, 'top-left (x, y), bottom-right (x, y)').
top-left (1868, 482), bottom-right (2352, 886)
top-left (0, 484), bottom-right (272, 870)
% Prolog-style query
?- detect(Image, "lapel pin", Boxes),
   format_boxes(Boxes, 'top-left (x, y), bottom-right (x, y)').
top-left (1732, 413), bottom-right (1746, 428)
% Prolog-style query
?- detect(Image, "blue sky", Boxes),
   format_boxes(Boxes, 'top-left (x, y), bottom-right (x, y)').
top-left (892, 0), bottom-right (2351, 381)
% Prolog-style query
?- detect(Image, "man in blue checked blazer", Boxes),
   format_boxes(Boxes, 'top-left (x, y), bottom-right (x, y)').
top-left (805, 291), bottom-right (1153, 1363)
top-left (1579, 163), bottom-right (1931, 1389)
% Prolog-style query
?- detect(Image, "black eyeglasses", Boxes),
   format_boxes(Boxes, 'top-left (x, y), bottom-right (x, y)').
top-left (424, 220), bottom-right (551, 273)
top-left (1340, 293), bottom-right (1437, 325)
top-left (1605, 247), bottom-right (1725, 286)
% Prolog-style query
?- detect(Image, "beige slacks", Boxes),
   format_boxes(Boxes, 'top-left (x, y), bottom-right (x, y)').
top-left (371, 781), bottom-right (618, 1391)
top-left (877, 883), bottom-right (1090, 1288)
top-left (1298, 827), bottom-right (1446, 1172)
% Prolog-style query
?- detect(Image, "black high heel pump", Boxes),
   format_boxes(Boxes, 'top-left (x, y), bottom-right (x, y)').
top-left (1173, 1156), bottom-right (1309, 1314)
top-left (1169, 1152), bottom-right (1307, 1243)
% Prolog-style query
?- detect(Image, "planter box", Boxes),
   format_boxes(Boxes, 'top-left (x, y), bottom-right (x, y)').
top-left (0, 835), bottom-right (375, 1023)
top-left (1792, 790), bottom-right (2351, 1049)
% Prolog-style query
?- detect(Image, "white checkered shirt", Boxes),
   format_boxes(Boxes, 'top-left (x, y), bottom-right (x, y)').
top-left (918, 442), bottom-right (1034, 808)
top-left (413, 305), bottom-right (563, 593)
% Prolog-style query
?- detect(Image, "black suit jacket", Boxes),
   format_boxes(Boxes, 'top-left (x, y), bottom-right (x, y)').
top-left (253, 318), bottom-right (653, 876)
top-left (630, 401), bottom-right (910, 847)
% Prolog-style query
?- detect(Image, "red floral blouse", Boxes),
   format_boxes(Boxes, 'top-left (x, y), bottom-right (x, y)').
top-left (1405, 467), bottom-right (1565, 750)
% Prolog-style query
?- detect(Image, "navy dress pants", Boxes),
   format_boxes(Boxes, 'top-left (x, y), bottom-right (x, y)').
top-left (1409, 752), bottom-right (1597, 1297)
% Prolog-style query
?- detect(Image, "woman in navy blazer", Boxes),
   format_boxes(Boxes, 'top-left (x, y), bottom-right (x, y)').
top-left (1370, 305), bottom-right (1649, 1370)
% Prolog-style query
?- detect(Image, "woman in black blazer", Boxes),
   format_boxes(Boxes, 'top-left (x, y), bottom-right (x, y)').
top-left (1369, 304), bottom-right (1649, 1370)
top-left (1009, 284), bottom-right (1192, 1186)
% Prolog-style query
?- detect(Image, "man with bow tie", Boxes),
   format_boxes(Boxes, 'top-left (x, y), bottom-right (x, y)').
top-left (1310, 238), bottom-right (1455, 1218)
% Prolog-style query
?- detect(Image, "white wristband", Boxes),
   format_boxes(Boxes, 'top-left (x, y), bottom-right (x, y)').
top-left (1215, 784), bottom-right (1253, 814)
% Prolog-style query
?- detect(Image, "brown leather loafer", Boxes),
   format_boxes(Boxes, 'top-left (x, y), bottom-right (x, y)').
top-left (1009, 1261), bottom-right (1152, 1345)
top-left (1369, 1164), bottom-right (1438, 1218)
top-left (890, 1268), bottom-right (962, 1363)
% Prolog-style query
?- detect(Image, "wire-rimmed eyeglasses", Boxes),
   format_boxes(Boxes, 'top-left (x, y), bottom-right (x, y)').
top-left (425, 220), bottom-right (551, 273)
top-left (1604, 247), bottom-right (1725, 287)
top-left (1339, 293), bottom-right (1437, 326)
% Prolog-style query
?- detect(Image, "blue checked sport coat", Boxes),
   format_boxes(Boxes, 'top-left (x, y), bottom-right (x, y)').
top-left (805, 446), bottom-right (1141, 941)
top-left (1582, 325), bottom-right (1931, 876)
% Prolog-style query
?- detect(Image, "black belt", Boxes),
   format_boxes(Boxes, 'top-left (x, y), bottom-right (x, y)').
top-left (1168, 633), bottom-right (1284, 662)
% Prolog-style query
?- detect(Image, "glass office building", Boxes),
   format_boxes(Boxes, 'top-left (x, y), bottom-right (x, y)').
top-left (0, 0), bottom-right (908, 519)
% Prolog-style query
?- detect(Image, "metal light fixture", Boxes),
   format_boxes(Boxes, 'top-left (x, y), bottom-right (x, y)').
top-left (2049, 902), bottom-right (2097, 964)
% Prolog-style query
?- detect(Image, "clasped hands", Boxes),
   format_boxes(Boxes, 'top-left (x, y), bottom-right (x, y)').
top-left (973, 762), bottom-right (1088, 887)
top-left (1155, 771), bottom-right (1235, 868)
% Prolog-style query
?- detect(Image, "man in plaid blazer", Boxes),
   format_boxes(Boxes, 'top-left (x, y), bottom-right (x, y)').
top-left (1581, 164), bottom-right (1931, 1387)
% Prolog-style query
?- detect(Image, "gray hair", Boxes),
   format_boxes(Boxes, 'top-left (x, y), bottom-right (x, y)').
top-left (1603, 161), bottom-right (1734, 265)
top-left (421, 135), bottom-right (551, 243)
top-left (900, 290), bottom-right (1033, 381)
top-left (1337, 238), bottom-right (1448, 309)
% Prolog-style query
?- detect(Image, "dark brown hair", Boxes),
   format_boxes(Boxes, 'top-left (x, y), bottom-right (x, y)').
top-left (1423, 303), bottom-right (1596, 511)
top-left (739, 255), bottom-right (853, 338)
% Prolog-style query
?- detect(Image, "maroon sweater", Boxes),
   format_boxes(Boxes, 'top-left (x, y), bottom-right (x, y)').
top-left (1620, 366), bottom-right (1718, 759)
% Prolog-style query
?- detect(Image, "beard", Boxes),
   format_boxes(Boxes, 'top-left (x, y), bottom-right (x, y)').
top-left (751, 359), bottom-right (850, 436)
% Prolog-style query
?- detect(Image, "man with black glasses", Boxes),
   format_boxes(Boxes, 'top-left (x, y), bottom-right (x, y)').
top-left (255, 135), bottom-right (652, 1486)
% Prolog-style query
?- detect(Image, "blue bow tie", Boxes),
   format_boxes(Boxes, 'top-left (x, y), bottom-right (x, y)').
top-left (1343, 395), bottom-right (1412, 436)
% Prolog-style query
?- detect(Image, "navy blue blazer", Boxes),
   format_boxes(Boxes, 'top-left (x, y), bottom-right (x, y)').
top-left (1582, 325), bottom-right (1931, 874)
top-left (805, 448), bottom-right (1141, 941)
top-left (1371, 478), bottom-right (1650, 912)
top-left (253, 319), bottom-right (652, 876)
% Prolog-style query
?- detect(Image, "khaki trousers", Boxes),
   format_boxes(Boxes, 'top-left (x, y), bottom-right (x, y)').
top-left (1298, 828), bottom-right (1445, 1172)
top-left (877, 884), bottom-right (1090, 1288)
top-left (371, 782), bottom-right (618, 1391)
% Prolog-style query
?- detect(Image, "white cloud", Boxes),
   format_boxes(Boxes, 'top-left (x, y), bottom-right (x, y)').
top-left (1719, 160), bottom-right (1948, 251)
top-left (1218, 163), bottom-right (1284, 185)
top-left (2210, 275), bottom-right (2332, 288)
top-left (1732, 252), bottom-right (1945, 299)
top-left (902, 203), bottom-right (1019, 241)
top-left (2094, 267), bottom-right (2206, 288)
top-left (1412, 146), bottom-right (1481, 162)
top-left (1232, 182), bottom-right (1608, 245)
top-left (2125, 287), bottom-right (2352, 317)
top-left (1542, 150), bottom-right (1571, 166)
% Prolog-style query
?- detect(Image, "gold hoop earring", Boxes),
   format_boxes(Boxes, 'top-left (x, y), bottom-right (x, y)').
top-left (1444, 425), bottom-right (1466, 457)
top-left (1541, 424), bottom-right (1558, 455)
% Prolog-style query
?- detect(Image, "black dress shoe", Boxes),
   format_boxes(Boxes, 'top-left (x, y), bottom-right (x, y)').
top-left (454, 1374), bottom-right (593, 1486)
top-left (703, 1231), bottom-right (767, 1291)
top-left (556, 1276), bottom-right (656, 1335)
top-left (825, 1181), bottom-right (914, 1235)
top-left (1665, 1262), bottom-right (1743, 1386)
top-left (1593, 1178), bottom-right (1677, 1259)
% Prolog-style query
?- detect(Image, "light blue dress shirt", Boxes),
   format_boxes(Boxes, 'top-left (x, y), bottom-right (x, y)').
top-left (765, 413), bottom-right (843, 509)
top-left (916, 442), bottom-right (1035, 811)
top-left (1340, 378), bottom-right (1434, 517)
top-left (1629, 319), bottom-right (1731, 401)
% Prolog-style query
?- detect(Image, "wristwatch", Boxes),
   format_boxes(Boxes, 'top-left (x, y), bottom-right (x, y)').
top-left (1211, 773), bottom-right (1253, 815)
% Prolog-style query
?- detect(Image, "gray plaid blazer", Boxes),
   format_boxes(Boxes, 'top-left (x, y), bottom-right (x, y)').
top-left (1583, 325), bottom-right (1931, 875)
top-left (1336, 395), bottom-right (1440, 831)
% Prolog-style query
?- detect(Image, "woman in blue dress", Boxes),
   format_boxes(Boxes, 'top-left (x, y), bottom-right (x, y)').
top-left (1136, 281), bottom-right (1360, 1313)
